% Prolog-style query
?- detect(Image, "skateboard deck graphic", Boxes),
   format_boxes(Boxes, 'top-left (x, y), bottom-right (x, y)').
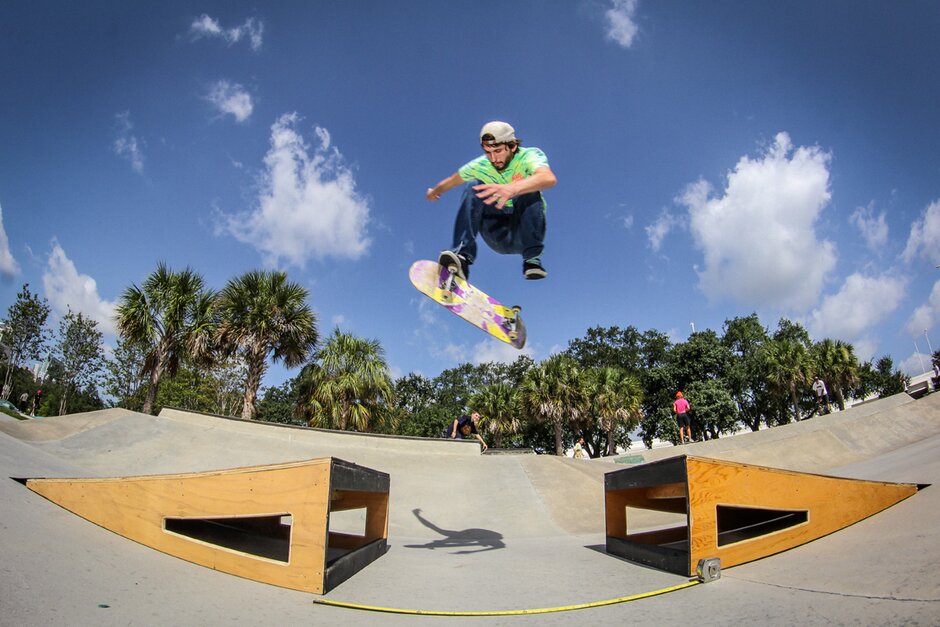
top-left (409, 260), bottom-right (526, 349)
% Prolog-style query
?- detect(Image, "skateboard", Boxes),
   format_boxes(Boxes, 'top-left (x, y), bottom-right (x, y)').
top-left (409, 260), bottom-right (526, 349)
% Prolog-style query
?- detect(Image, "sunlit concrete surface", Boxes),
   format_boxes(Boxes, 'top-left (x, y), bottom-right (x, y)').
top-left (1, 394), bottom-right (938, 626)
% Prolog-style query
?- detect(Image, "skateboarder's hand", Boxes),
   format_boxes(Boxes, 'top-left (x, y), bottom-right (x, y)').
top-left (426, 187), bottom-right (441, 201)
top-left (474, 183), bottom-right (513, 210)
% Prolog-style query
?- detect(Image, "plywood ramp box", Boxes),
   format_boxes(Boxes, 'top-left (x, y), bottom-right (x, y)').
top-left (23, 457), bottom-right (389, 594)
top-left (605, 455), bottom-right (921, 576)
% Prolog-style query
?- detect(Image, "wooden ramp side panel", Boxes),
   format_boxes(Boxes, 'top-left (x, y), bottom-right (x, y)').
top-left (25, 458), bottom-right (389, 594)
top-left (605, 455), bottom-right (921, 576)
top-left (686, 456), bottom-right (919, 571)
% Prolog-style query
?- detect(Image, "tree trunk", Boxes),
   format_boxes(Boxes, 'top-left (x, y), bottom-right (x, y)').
top-left (141, 363), bottom-right (163, 415)
top-left (790, 385), bottom-right (801, 422)
top-left (833, 385), bottom-right (846, 411)
top-left (241, 355), bottom-right (267, 420)
top-left (554, 418), bottom-right (563, 455)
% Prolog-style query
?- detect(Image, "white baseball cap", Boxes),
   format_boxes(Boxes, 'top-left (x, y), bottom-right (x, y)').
top-left (480, 121), bottom-right (516, 145)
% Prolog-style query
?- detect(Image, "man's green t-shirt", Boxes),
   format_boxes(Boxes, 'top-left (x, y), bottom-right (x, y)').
top-left (458, 147), bottom-right (549, 208)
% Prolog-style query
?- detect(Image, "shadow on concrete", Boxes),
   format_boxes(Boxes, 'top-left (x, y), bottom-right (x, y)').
top-left (403, 508), bottom-right (506, 554)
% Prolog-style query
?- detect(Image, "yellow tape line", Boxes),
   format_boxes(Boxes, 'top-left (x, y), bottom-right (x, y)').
top-left (314, 579), bottom-right (699, 616)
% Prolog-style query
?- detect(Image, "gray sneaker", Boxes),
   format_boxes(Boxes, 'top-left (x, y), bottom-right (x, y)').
top-left (523, 258), bottom-right (547, 280)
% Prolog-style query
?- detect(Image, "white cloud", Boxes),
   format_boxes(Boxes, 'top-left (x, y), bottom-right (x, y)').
top-left (605, 0), bottom-right (639, 48)
top-left (417, 298), bottom-right (441, 327)
top-left (189, 14), bottom-right (263, 51)
top-left (471, 339), bottom-right (534, 365)
top-left (645, 209), bottom-right (678, 252)
top-left (809, 273), bottom-right (905, 340)
top-left (906, 280), bottom-right (940, 336)
top-left (852, 337), bottom-right (878, 363)
top-left (902, 199), bottom-right (940, 265)
top-left (849, 203), bottom-right (888, 252)
top-left (42, 241), bottom-right (118, 336)
top-left (901, 351), bottom-right (933, 376)
top-left (112, 111), bottom-right (144, 173)
top-left (680, 132), bottom-right (836, 312)
top-left (0, 204), bottom-right (21, 279)
top-left (218, 113), bottom-right (371, 267)
top-left (206, 80), bottom-right (253, 123)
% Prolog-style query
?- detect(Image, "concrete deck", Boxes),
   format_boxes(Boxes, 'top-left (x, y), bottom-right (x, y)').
top-left (1, 394), bottom-right (938, 625)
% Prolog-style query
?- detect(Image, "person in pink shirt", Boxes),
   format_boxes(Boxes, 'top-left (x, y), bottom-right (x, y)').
top-left (673, 391), bottom-right (692, 444)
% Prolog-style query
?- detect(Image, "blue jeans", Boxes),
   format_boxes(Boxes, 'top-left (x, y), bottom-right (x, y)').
top-left (450, 180), bottom-right (546, 265)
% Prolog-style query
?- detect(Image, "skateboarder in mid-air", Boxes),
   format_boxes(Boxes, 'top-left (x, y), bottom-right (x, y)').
top-left (426, 121), bottom-right (557, 281)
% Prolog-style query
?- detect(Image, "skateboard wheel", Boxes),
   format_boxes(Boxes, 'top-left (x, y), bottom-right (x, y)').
top-left (512, 305), bottom-right (521, 313)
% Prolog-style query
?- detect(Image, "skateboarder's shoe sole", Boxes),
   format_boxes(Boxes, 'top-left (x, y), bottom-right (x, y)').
top-left (439, 250), bottom-right (469, 281)
top-left (523, 259), bottom-right (547, 280)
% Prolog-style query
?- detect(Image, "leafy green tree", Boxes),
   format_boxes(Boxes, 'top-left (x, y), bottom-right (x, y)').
top-left (565, 325), bottom-right (644, 372)
top-left (1, 284), bottom-right (51, 399)
top-left (115, 263), bottom-right (216, 414)
top-left (470, 383), bottom-right (521, 448)
top-left (686, 379), bottom-right (739, 441)
top-left (151, 358), bottom-right (246, 416)
top-left (389, 373), bottom-right (445, 437)
top-left (763, 338), bottom-right (812, 422)
top-left (669, 329), bottom-right (731, 389)
top-left (154, 363), bottom-right (217, 413)
top-left (35, 357), bottom-right (103, 416)
top-left (874, 355), bottom-right (907, 397)
top-left (813, 339), bottom-right (860, 410)
top-left (588, 366), bottom-right (642, 456)
top-left (254, 378), bottom-right (302, 425)
top-left (54, 309), bottom-right (106, 415)
top-left (206, 357), bottom-right (249, 417)
top-left (520, 354), bottom-right (587, 455)
top-left (296, 329), bottom-right (394, 431)
top-left (103, 337), bottom-right (148, 410)
top-left (215, 270), bottom-right (318, 419)
top-left (722, 314), bottom-right (771, 431)
top-left (774, 318), bottom-right (813, 346)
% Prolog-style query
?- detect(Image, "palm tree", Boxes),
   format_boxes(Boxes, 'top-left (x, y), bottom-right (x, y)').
top-left (520, 354), bottom-right (586, 455)
top-left (296, 329), bottom-right (394, 431)
top-left (589, 366), bottom-right (643, 456)
top-left (115, 263), bottom-right (216, 414)
top-left (763, 339), bottom-right (812, 422)
top-left (215, 270), bottom-right (318, 420)
top-left (814, 339), bottom-right (860, 411)
top-left (470, 383), bottom-right (521, 449)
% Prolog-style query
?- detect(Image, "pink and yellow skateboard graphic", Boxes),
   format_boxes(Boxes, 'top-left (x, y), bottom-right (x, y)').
top-left (409, 260), bottom-right (526, 349)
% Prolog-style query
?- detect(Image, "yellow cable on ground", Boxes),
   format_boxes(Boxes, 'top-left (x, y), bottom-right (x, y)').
top-left (314, 579), bottom-right (700, 616)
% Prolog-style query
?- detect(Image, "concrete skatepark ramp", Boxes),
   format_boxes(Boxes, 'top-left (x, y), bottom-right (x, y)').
top-left (2, 393), bottom-right (939, 624)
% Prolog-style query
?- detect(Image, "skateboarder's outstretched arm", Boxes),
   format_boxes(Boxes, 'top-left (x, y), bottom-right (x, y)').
top-left (426, 173), bottom-right (463, 201)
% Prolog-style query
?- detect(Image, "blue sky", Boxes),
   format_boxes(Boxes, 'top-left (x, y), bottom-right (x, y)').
top-left (2, 1), bottom-right (940, 389)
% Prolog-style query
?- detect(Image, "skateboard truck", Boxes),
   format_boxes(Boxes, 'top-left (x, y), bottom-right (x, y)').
top-left (439, 265), bottom-right (458, 303)
top-left (696, 558), bottom-right (721, 583)
top-left (507, 305), bottom-right (522, 342)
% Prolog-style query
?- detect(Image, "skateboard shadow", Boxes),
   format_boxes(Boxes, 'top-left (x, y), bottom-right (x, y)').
top-left (403, 508), bottom-right (506, 554)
